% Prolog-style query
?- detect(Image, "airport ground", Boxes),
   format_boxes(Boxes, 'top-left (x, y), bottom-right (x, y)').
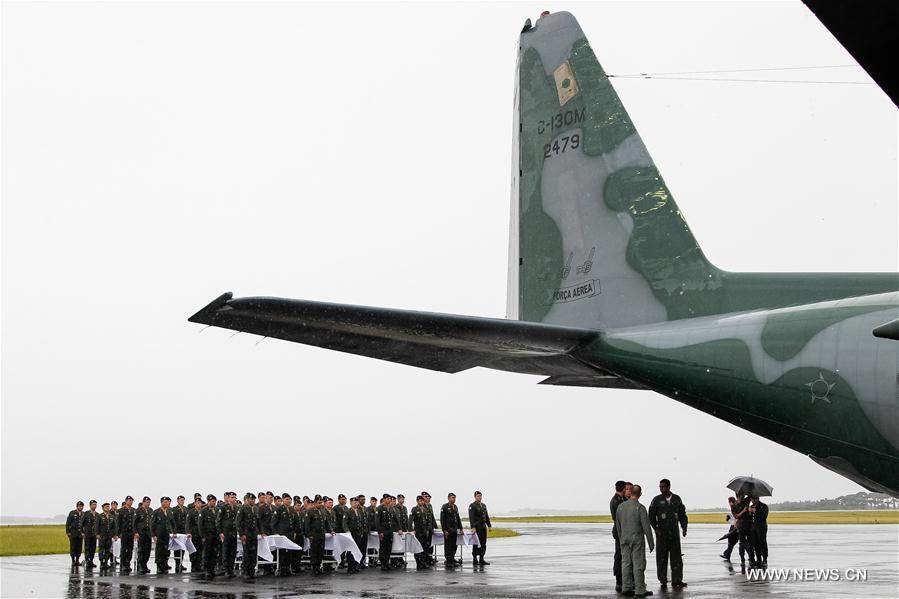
top-left (2, 522), bottom-right (897, 598)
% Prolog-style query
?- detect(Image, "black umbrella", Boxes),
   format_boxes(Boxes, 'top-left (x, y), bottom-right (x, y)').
top-left (717, 529), bottom-right (738, 543)
top-left (727, 475), bottom-right (774, 498)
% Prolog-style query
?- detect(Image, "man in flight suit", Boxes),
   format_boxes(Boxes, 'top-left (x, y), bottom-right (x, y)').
top-left (410, 496), bottom-right (432, 570)
top-left (468, 491), bottom-right (492, 566)
top-left (614, 484), bottom-right (655, 598)
top-left (440, 493), bottom-right (464, 568)
top-left (65, 500), bottom-right (84, 568)
top-left (648, 479), bottom-right (688, 589)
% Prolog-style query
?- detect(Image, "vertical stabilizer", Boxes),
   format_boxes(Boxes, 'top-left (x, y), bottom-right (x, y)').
top-left (510, 11), bottom-right (720, 329)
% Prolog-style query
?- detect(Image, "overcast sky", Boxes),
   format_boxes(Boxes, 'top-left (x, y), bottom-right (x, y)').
top-left (2, 1), bottom-right (896, 518)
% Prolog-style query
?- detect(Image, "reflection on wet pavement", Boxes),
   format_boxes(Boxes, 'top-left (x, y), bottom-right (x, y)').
top-left (2, 523), bottom-right (897, 598)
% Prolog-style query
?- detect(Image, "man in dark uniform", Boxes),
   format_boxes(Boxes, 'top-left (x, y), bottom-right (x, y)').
top-left (271, 493), bottom-right (295, 575)
top-left (366, 495), bottom-right (379, 566)
top-left (395, 495), bottom-right (409, 531)
top-left (440, 493), bottom-right (465, 568)
top-left (422, 491), bottom-right (438, 565)
top-left (610, 481), bottom-right (628, 591)
top-left (236, 492), bottom-right (261, 580)
top-left (376, 495), bottom-right (395, 571)
top-left (334, 494), bottom-right (349, 568)
top-left (171, 495), bottom-right (188, 572)
top-left (410, 495), bottom-right (432, 570)
top-left (648, 479), bottom-right (688, 589)
top-left (217, 492), bottom-right (238, 578)
top-left (134, 496), bottom-right (153, 574)
top-left (468, 491), bottom-right (492, 566)
top-left (198, 495), bottom-right (220, 579)
top-left (151, 496), bottom-right (176, 574)
top-left (305, 495), bottom-right (332, 575)
top-left (344, 496), bottom-right (366, 573)
top-left (720, 496), bottom-right (739, 562)
top-left (733, 495), bottom-right (754, 566)
top-left (186, 496), bottom-right (204, 573)
top-left (750, 497), bottom-right (769, 566)
top-left (290, 496), bottom-right (306, 573)
top-left (352, 495), bottom-right (369, 569)
top-left (108, 501), bottom-right (119, 570)
top-left (81, 500), bottom-right (99, 569)
top-left (96, 502), bottom-right (117, 572)
top-left (65, 500), bottom-right (84, 568)
top-left (116, 496), bottom-right (136, 573)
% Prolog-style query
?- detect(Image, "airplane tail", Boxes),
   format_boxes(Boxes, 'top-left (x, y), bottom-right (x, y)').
top-left (508, 11), bottom-right (720, 329)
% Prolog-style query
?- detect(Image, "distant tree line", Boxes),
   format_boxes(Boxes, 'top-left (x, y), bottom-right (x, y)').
top-left (767, 492), bottom-right (898, 511)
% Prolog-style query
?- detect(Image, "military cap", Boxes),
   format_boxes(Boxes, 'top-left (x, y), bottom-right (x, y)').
top-left (207, 494), bottom-right (216, 501)
top-left (338, 494), bottom-right (346, 500)
top-left (227, 491), bottom-right (236, 497)
top-left (416, 495), bottom-right (423, 501)
top-left (397, 494), bottom-right (404, 499)
top-left (194, 492), bottom-right (203, 499)
top-left (370, 496), bottom-right (377, 501)
top-left (258, 491), bottom-right (266, 498)
top-left (421, 491), bottom-right (430, 497)
top-left (76, 500), bottom-right (84, 506)
top-left (142, 496), bottom-right (151, 502)
top-left (162, 496), bottom-right (171, 502)
top-left (266, 491), bottom-right (274, 497)
top-left (350, 496), bottom-right (359, 502)
top-left (177, 495), bottom-right (185, 500)
top-left (303, 496), bottom-right (311, 502)
top-left (282, 493), bottom-right (291, 499)
top-left (382, 493), bottom-right (391, 500)
top-left (125, 495), bottom-right (134, 501)
top-left (102, 502), bottom-right (110, 507)
top-left (293, 495), bottom-right (302, 503)
top-left (89, 499), bottom-right (97, 505)
top-left (313, 494), bottom-right (322, 502)
top-left (111, 500), bottom-right (118, 505)
top-left (447, 492), bottom-right (456, 498)
top-left (245, 492), bottom-right (256, 500)
top-left (475, 491), bottom-right (482, 495)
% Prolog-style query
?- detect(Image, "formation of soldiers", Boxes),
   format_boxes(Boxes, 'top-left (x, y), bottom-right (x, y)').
top-left (64, 490), bottom-right (492, 582)
top-left (610, 479), bottom-right (689, 598)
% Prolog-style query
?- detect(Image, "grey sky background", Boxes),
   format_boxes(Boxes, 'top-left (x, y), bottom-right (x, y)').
top-left (2, 1), bottom-right (896, 518)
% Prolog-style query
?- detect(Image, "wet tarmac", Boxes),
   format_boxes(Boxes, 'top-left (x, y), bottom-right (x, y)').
top-left (2, 523), bottom-right (897, 598)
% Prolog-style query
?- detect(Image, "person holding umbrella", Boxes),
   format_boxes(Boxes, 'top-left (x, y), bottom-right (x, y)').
top-left (750, 496), bottom-right (769, 566)
top-left (726, 476), bottom-right (773, 567)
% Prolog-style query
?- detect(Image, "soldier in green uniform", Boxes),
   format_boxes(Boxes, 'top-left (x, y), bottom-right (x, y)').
top-left (134, 496), bottom-right (153, 574)
top-left (468, 491), bottom-right (492, 566)
top-left (343, 496), bottom-right (365, 574)
top-left (648, 478), bottom-right (688, 589)
top-left (395, 495), bottom-right (409, 531)
top-left (81, 500), bottom-right (99, 569)
top-left (115, 496), bottom-right (136, 574)
top-left (354, 495), bottom-right (369, 569)
top-left (236, 492), bottom-right (261, 580)
top-left (65, 500), bottom-right (84, 568)
top-left (96, 502), bottom-right (117, 571)
top-left (305, 495), bottom-right (333, 575)
top-left (257, 491), bottom-right (275, 575)
top-left (171, 495), bottom-right (189, 572)
top-left (422, 491), bottom-right (437, 566)
top-left (334, 494), bottom-right (349, 569)
top-left (376, 494), bottom-right (395, 571)
top-left (198, 495), bottom-right (219, 578)
top-left (440, 493), bottom-right (464, 568)
top-left (410, 495), bottom-right (431, 570)
top-left (271, 493), bottom-right (295, 575)
top-left (150, 496), bottom-right (176, 574)
top-left (290, 496), bottom-right (306, 574)
top-left (108, 501), bottom-right (119, 570)
top-left (186, 496), bottom-right (204, 573)
top-left (216, 492), bottom-right (238, 578)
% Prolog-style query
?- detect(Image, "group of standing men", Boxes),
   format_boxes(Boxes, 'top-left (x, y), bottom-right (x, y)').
top-left (610, 479), bottom-right (688, 597)
top-left (64, 490), bottom-right (493, 582)
top-left (720, 494), bottom-right (769, 567)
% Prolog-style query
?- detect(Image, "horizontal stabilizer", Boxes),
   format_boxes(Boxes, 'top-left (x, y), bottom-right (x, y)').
top-left (189, 293), bottom-right (611, 377)
top-left (539, 375), bottom-right (649, 390)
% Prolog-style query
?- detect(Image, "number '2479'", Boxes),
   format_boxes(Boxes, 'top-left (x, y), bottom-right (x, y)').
top-left (543, 134), bottom-right (580, 159)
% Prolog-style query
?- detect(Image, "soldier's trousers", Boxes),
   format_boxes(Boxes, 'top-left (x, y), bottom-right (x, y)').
top-left (242, 538), bottom-right (257, 577)
top-left (752, 525), bottom-right (768, 561)
top-left (189, 535), bottom-right (203, 571)
top-left (222, 535), bottom-right (237, 574)
top-left (84, 535), bottom-right (97, 564)
top-left (655, 531), bottom-right (683, 584)
top-left (620, 537), bottom-right (648, 594)
top-left (355, 533), bottom-right (366, 567)
top-left (98, 537), bottom-right (112, 566)
top-left (155, 532), bottom-right (171, 571)
top-left (379, 533), bottom-right (393, 567)
top-left (69, 535), bottom-right (83, 560)
top-left (293, 534), bottom-right (305, 571)
top-left (613, 536), bottom-right (622, 584)
top-left (348, 532), bottom-right (365, 570)
top-left (414, 531), bottom-right (430, 566)
top-left (310, 536), bottom-right (325, 570)
top-left (137, 532), bottom-right (152, 570)
top-left (722, 529), bottom-right (738, 559)
top-left (119, 533), bottom-right (134, 569)
top-left (173, 549), bottom-right (184, 570)
top-left (738, 524), bottom-right (755, 563)
top-left (203, 537), bottom-right (220, 575)
top-left (473, 525), bottom-right (487, 560)
top-left (444, 530), bottom-right (458, 563)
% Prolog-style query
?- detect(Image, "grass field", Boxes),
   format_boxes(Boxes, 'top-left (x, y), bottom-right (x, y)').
top-left (491, 510), bottom-right (899, 525)
top-left (0, 524), bottom-right (519, 557)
